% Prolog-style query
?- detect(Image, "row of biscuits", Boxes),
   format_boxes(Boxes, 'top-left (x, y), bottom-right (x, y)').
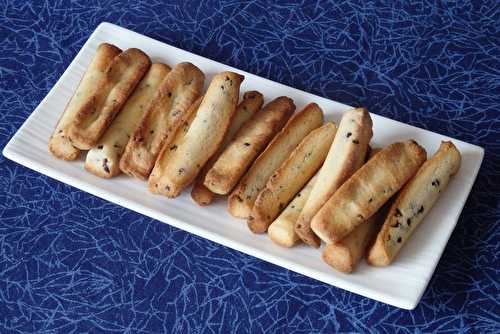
top-left (49, 43), bottom-right (462, 274)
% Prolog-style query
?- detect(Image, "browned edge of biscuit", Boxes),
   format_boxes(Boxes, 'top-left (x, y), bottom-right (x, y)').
top-left (49, 43), bottom-right (122, 160)
top-left (119, 62), bottom-right (205, 180)
top-left (69, 48), bottom-right (151, 149)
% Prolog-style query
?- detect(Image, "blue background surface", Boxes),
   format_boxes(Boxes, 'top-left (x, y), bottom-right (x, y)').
top-left (1, 1), bottom-right (499, 333)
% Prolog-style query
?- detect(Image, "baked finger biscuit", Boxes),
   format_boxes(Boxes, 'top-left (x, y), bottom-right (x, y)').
top-left (148, 71), bottom-right (244, 198)
top-left (322, 203), bottom-right (386, 273)
top-left (84, 63), bottom-right (171, 178)
top-left (191, 91), bottom-right (264, 206)
top-left (268, 174), bottom-right (317, 247)
top-left (148, 96), bottom-right (202, 191)
top-left (119, 62), bottom-right (205, 180)
top-left (311, 140), bottom-right (427, 243)
top-left (296, 108), bottom-right (372, 248)
top-left (367, 141), bottom-right (461, 266)
top-left (249, 123), bottom-right (337, 234)
top-left (321, 148), bottom-right (384, 273)
top-left (204, 96), bottom-right (295, 195)
top-left (228, 103), bottom-right (324, 219)
top-left (69, 48), bottom-right (151, 149)
top-left (49, 43), bottom-right (121, 160)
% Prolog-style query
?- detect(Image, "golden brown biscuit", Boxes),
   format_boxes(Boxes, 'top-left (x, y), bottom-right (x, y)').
top-left (321, 148), bottom-right (384, 273)
top-left (191, 91), bottom-right (264, 206)
top-left (69, 48), bottom-right (151, 149)
top-left (148, 71), bottom-right (244, 198)
top-left (296, 108), bottom-right (372, 248)
top-left (119, 62), bottom-right (205, 180)
top-left (311, 140), bottom-right (427, 243)
top-left (49, 43), bottom-right (121, 160)
top-left (204, 96), bottom-right (295, 195)
top-left (367, 141), bottom-right (461, 266)
top-left (85, 63), bottom-right (171, 178)
top-left (249, 122), bottom-right (337, 234)
top-left (322, 204), bottom-right (386, 273)
top-left (228, 103), bottom-right (323, 219)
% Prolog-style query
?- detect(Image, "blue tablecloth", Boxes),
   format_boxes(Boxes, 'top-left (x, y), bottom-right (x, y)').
top-left (1, 1), bottom-right (499, 333)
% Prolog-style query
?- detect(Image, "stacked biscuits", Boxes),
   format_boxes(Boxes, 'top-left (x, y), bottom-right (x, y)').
top-left (49, 43), bottom-right (462, 273)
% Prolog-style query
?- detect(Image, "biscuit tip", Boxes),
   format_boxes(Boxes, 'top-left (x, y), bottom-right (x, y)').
top-left (247, 217), bottom-right (267, 234)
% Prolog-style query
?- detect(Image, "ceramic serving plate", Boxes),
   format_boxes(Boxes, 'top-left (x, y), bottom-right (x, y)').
top-left (3, 22), bottom-right (484, 309)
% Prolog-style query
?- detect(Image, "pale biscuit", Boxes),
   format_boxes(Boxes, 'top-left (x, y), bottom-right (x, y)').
top-left (296, 108), bottom-right (373, 248)
top-left (228, 103), bottom-right (323, 219)
top-left (321, 149), bottom-right (384, 273)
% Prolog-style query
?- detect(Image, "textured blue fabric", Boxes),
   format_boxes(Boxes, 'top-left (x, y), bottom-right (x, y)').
top-left (1, 1), bottom-right (499, 333)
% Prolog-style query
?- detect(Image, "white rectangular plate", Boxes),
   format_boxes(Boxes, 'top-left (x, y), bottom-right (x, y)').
top-left (3, 22), bottom-right (484, 309)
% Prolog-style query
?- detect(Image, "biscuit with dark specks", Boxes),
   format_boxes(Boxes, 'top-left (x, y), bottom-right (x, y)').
top-left (69, 48), bottom-right (151, 149)
top-left (148, 71), bottom-right (244, 198)
top-left (49, 43), bottom-right (121, 160)
top-left (119, 62), bottom-right (205, 180)
top-left (85, 63), bottom-right (171, 178)
top-left (367, 141), bottom-right (461, 266)
top-left (296, 108), bottom-right (373, 248)
top-left (249, 122), bottom-right (336, 234)
top-left (228, 103), bottom-right (323, 219)
top-left (311, 140), bottom-right (427, 244)
top-left (204, 96), bottom-right (294, 195)
top-left (191, 91), bottom-right (263, 206)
